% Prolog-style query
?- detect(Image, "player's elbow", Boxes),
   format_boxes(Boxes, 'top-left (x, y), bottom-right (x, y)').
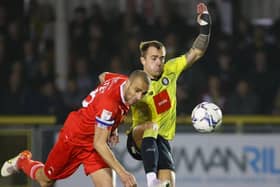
top-left (186, 48), bottom-right (204, 65)
top-left (94, 135), bottom-right (101, 147)
top-left (196, 50), bottom-right (205, 59)
top-left (98, 72), bottom-right (107, 83)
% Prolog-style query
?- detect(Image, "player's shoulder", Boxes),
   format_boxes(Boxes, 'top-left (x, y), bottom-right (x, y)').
top-left (105, 72), bottom-right (128, 81)
top-left (96, 94), bottom-right (120, 111)
top-left (103, 76), bottom-right (126, 88)
top-left (109, 76), bottom-right (127, 87)
top-left (164, 54), bottom-right (187, 74)
top-left (100, 79), bottom-right (123, 100)
top-left (165, 55), bottom-right (186, 65)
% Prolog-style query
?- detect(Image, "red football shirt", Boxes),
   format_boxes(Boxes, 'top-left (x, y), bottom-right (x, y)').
top-left (61, 75), bottom-right (129, 150)
top-left (104, 72), bottom-right (126, 80)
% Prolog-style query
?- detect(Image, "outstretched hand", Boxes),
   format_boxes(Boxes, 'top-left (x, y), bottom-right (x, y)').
top-left (197, 2), bottom-right (208, 14)
top-left (108, 133), bottom-right (119, 147)
top-left (119, 171), bottom-right (137, 187)
top-left (196, 2), bottom-right (211, 32)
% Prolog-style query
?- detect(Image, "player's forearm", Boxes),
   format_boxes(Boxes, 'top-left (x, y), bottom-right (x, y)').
top-left (192, 34), bottom-right (210, 54)
top-left (192, 9), bottom-right (211, 53)
top-left (95, 143), bottom-right (127, 175)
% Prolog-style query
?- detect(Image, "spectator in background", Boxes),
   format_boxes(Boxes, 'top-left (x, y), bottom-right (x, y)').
top-left (109, 55), bottom-right (128, 75)
top-left (226, 79), bottom-right (259, 114)
top-left (212, 52), bottom-right (235, 95)
top-left (204, 35), bottom-right (231, 74)
top-left (234, 17), bottom-right (252, 50)
top-left (0, 37), bottom-right (7, 84)
top-left (233, 17), bottom-right (253, 74)
top-left (176, 84), bottom-right (191, 116)
top-left (74, 58), bottom-right (94, 97)
top-left (63, 78), bottom-right (84, 113)
top-left (201, 75), bottom-right (226, 110)
top-left (88, 4), bottom-right (106, 29)
top-left (87, 37), bottom-right (106, 78)
top-left (207, 1), bottom-right (222, 38)
top-left (163, 32), bottom-right (180, 60)
top-left (249, 50), bottom-right (275, 113)
top-left (69, 6), bottom-right (88, 57)
top-left (0, 5), bottom-right (7, 33)
top-left (271, 13), bottom-right (280, 71)
top-left (23, 40), bottom-right (39, 81)
top-left (251, 26), bottom-right (268, 50)
top-left (88, 21), bottom-right (103, 41)
top-left (38, 2), bottom-right (55, 40)
top-left (122, 35), bottom-right (141, 70)
top-left (33, 58), bottom-right (54, 87)
top-left (37, 80), bottom-right (66, 122)
top-left (0, 62), bottom-right (26, 114)
top-left (6, 21), bottom-right (22, 62)
top-left (272, 87), bottom-right (280, 115)
top-left (156, 0), bottom-right (185, 41)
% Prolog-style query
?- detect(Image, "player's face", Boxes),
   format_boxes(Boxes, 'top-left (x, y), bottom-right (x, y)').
top-left (124, 77), bottom-right (149, 105)
top-left (141, 46), bottom-right (166, 79)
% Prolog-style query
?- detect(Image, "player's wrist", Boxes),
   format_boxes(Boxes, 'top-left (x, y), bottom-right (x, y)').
top-left (118, 168), bottom-right (129, 179)
top-left (198, 13), bottom-right (211, 35)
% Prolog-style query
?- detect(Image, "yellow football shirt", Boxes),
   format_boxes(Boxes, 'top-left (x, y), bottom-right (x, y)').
top-left (131, 55), bottom-right (188, 140)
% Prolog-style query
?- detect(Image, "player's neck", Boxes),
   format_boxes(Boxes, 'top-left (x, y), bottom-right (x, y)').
top-left (150, 74), bottom-right (162, 81)
top-left (145, 69), bottom-right (162, 81)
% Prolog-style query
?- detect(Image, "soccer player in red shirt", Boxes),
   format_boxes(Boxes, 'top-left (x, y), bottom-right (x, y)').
top-left (1, 70), bottom-right (150, 187)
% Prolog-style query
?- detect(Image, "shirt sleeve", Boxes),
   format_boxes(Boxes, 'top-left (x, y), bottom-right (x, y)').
top-left (105, 72), bottom-right (128, 81)
top-left (165, 55), bottom-right (187, 78)
top-left (95, 98), bottom-right (117, 130)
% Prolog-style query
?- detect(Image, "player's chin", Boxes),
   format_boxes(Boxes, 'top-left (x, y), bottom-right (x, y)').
top-left (128, 99), bottom-right (138, 105)
top-left (151, 71), bottom-right (162, 78)
top-left (156, 68), bottom-right (164, 75)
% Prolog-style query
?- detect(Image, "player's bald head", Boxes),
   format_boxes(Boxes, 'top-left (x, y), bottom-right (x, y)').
top-left (124, 70), bottom-right (150, 105)
top-left (128, 70), bottom-right (150, 86)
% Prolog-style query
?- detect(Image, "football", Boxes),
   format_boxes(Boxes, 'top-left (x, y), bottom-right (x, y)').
top-left (191, 102), bottom-right (222, 133)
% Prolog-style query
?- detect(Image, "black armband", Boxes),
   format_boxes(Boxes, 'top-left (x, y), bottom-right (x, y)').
top-left (199, 13), bottom-right (211, 35)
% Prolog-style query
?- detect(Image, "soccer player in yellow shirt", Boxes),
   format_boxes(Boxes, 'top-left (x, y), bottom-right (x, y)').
top-left (100, 3), bottom-right (211, 187)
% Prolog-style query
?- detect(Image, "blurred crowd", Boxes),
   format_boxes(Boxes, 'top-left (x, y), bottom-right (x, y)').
top-left (0, 1), bottom-right (280, 122)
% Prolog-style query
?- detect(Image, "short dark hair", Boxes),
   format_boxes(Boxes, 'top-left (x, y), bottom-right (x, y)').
top-left (139, 40), bottom-right (164, 57)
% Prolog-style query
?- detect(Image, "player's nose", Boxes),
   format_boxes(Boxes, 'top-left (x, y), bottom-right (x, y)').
top-left (156, 58), bottom-right (162, 65)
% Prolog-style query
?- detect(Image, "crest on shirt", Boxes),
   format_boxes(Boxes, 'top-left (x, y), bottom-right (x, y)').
top-left (162, 77), bottom-right (169, 85)
top-left (148, 91), bottom-right (154, 95)
top-left (101, 109), bottom-right (112, 120)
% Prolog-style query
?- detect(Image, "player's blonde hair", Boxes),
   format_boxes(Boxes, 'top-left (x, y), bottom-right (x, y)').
top-left (139, 40), bottom-right (165, 57)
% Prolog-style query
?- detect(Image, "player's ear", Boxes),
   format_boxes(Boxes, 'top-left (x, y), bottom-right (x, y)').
top-left (125, 79), bottom-right (131, 88)
top-left (140, 56), bottom-right (145, 65)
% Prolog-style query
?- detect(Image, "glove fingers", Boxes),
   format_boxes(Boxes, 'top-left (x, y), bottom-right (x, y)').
top-left (197, 3), bottom-right (208, 14)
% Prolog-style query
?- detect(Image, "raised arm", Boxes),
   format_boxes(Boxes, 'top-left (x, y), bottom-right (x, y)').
top-left (98, 72), bottom-right (128, 84)
top-left (186, 3), bottom-right (212, 66)
top-left (98, 72), bottom-right (108, 83)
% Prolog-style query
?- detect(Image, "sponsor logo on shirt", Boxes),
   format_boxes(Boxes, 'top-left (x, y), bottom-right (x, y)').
top-left (101, 109), bottom-right (112, 120)
top-left (153, 89), bottom-right (171, 114)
